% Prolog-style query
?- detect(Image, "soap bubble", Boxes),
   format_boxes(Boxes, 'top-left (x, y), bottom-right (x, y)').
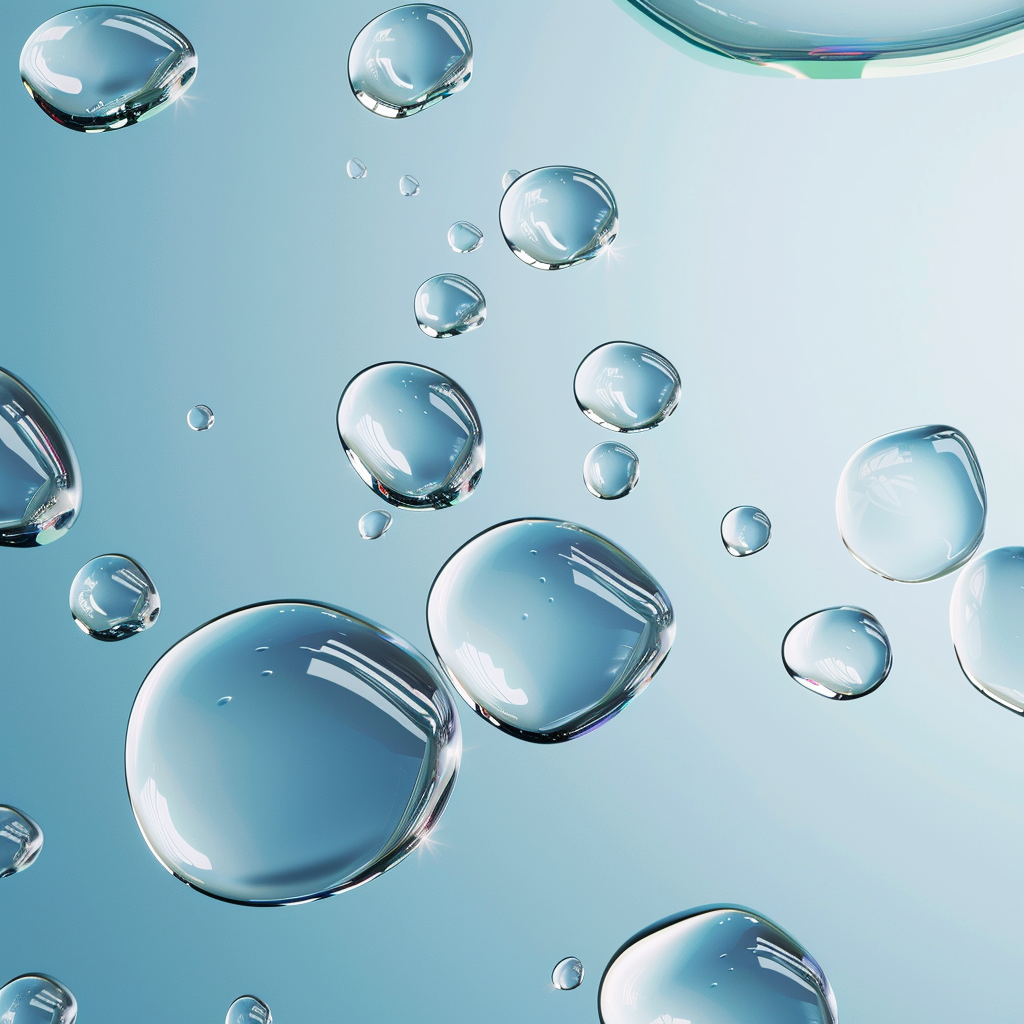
top-left (447, 221), bottom-right (484, 253)
top-left (720, 506), bottom-right (771, 557)
top-left (70, 554), bottom-right (160, 642)
top-left (414, 274), bottom-right (486, 338)
top-left (0, 975), bottom-right (77, 1024)
top-left (187, 405), bottom-right (214, 431)
top-left (552, 956), bottom-right (584, 990)
top-left (226, 995), bottom-right (271, 1024)
top-left (574, 342), bottom-right (680, 432)
top-left (346, 158), bottom-right (367, 179)
top-left (358, 509), bottom-right (393, 540)
top-left (0, 806), bottom-right (43, 878)
top-left (399, 174), bottom-right (421, 196)
top-left (583, 443), bottom-right (639, 500)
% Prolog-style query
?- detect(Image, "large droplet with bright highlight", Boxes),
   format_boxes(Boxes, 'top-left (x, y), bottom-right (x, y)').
top-left (0, 806), bottom-right (43, 879)
top-left (414, 274), bottom-right (486, 338)
top-left (574, 342), bottom-right (680, 432)
top-left (70, 554), bottom-right (160, 641)
top-left (0, 975), bottom-right (77, 1024)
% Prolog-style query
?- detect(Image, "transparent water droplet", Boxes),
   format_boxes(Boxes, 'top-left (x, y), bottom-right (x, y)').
top-left (499, 166), bottom-right (618, 269)
top-left (414, 274), bottom-right (486, 338)
top-left (0, 806), bottom-right (43, 878)
top-left (187, 404), bottom-right (214, 431)
top-left (126, 600), bottom-right (461, 905)
top-left (583, 442), bottom-right (639, 500)
top-left (20, 6), bottom-right (196, 133)
top-left (359, 509), bottom-right (393, 540)
top-left (399, 174), bottom-right (420, 196)
top-left (782, 606), bottom-right (892, 700)
top-left (346, 158), bottom-right (367, 179)
top-left (217, 696), bottom-right (232, 706)
top-left (70, 554), bottom-right (160, 642)
top-left (721, 506), bottom-right (771, 557)
top-left (0, 975), bottom-right (77, 1024)
top-left (552, 956), bottom-right (584, 990)
top-left (501, 168), bottom-right (521, 190)
top-left (337, 362), bottom-right (484, 510)
top-left (226, 995), bottom-right (271, 1024)
top-left (574, 342), bottom-right (680, 432)
top-left (427, 519), bottom-right (674, 742)
top-left (836, 425), bottom-right (986, 583)
top-left (348, 5), bottom-right (472, 118)
top-left (599, 906), bottom-right (837, 1024)
top-left (447, 221), bottom-right (484, 253)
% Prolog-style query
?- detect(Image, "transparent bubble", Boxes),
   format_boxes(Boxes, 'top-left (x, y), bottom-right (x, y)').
top-left (70, 554), bottom-right (160, 642)
top-left (226, 995), bottom-right (271, 1024)
top-left (721, 506), bottom-right (771, 557)
top-left (414, 274), bottom-right (486, 338)
top-left (782, 606), bottom-right (892, 700)
top-left (599, 906), bottom-right (837, 1024)
top-left (359, 509), bottom-right (393, 540)
top-left (0, 975), bottom-right (77, 1024)
top-left (337, 362), bottom-right (484, 510)
top-left (574, 342), bottom-right (681, 432)
top-left (0, 367), bottom-right (82, 547)
top-left (447, 221), bottom-right (484, 253)
top-left (399, 174), bottom-right (421, 196)
top-left (836, 424), bottom-right (986, 583)
top-left (583, 443), bottom-right (639, 500)
top-left (552, 957), bottom-right (584, 990)
top-left (346, 158), bottom-right (367, 179)
top-left (125, 600), bottom-right (461, 905)
top-left (426, 519), bottom-right (674, 742)
top-left (501, 169), bottom-right (521, 190)
top-left (348, 5), bottom-right (472, 118)
top-left (0, 806), bottom-right (43, 879)
top-left (499, 166), bottom-right (618, 270)
top-left (187, 405), bottom-right (214, 431)
top-left (20, 6), bottom-right (196, 133)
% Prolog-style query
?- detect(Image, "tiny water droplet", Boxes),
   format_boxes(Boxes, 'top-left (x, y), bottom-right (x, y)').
top-left (574, 342), bottom-right (680, 432)
top-left (0, 806), bottom-right (43, 878)
top-left (70, 554), bottom-right (160, 642)
top-left (359, 510), bottom-right (393, 540)
top-left (501, 168), bottom-right (521, 190)
top-left (346, 158), bottom-right (367, 179)
top-left (261, 669), bottom-right (273, 677)
top-left (255, 646), bottom-right (268, 652)
top-left (399, 174), bottom-right (421, 196)
top-left (583, 442), bottom-right (639, 500)
top-left (721, 506), bottom-right (771, 557)
top-left (414, 274), bottom-right (486, 338)
top-left (521, 613), bottom-right (528, 621)
top-left (187, 404), bottom-right (214, 431)
top-left (552, 956), bottom-right (584, 990)
top-left (0, 975), bottom-right (77, 1024)
top-left (217, 696), bottom-right (232, 707)
top-left (447, 221), bottom-right (484, 253)
top-left (226, 994), bottom-right (271, 1024)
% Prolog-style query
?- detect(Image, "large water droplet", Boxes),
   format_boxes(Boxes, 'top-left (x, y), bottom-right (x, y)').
top-left (414, 274), bottom-right (486, 338)
top-left (70, 554), bottom-right (160, 642)
top-left (447, 221), bottom-right (484, 253)
top-left (499, 166), bottom-right (618, 270)
top-left (552, 957), bottom-right (584, 990)
top-left (583, 443), bottom-right (639, 500)
top-left (226, 995), bottom-right (271, 1024)
top-left (125, 600), bottom-right (461, 905)
top-left (348, 5), bottom-right (472, 118)
top-left (0, 367), bottom-right (82, 547)
top-left (399, 174), bottom-right (421, 196)
top-left (836, 424), bottom-right (986, 583)
top-left (346, 158), bottom-right (367, 179)
top-left (0, 975), bottom-right (77, 1024)
top-left (426, 519), bottom-right (674, 742)
top-left (337, 362), bottom-right (484, 510)
top-left (187, 404), bottom-right (214, 431)
top-left (501, 168), bottom-right (521, 190)
top-left (782, 606), bottom-right (892, 700)
top-left (20, 6), bottom-right (196, 133)
top-left (574, 342), bottom-right (680, 432)
top-left (0, 806), bottom-right (43, 878)
top-left (721, 506), bottom-right (771, 557)
top-left (359, 509), bottom-right (393, 540)
top-left (599, 906), bottom-right (837, 1024)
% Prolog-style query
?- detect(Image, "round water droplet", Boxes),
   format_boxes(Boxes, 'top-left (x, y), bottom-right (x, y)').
top-left (337, 362), bottom-right (484, 510)
top-left (20, 7), bottom-right (196, 133)
top-left (0, 367), bottom-right (82, 547)
top-left (599, 906), bottom-right (837, 1024)
top-left (574, 342), bottom-right (680, 432)
top-left (836, 424), bottom-right (986, 583)
top-left (499, 166), bottom-right (618, 270)
top-left (226, 995), bottom-right (271, 1024)
top-left (348, 5), bottom-right (472, 118)
top-left (125, 601), bottom-right (461, 905)
top-left (187, 404), bottom-right (214, 431)
top-left (426, 519), bottom-right (674, 742)
top-left (583, 443), bottom-right (639, 500)
top-left (552, 956), bottom-right (584, 990)
top-left (0, 806), bottom-right (43, 879)
top-left (0, 975), bottom-right (77, 1024)
top-left (782, 606), bottom-right (892, 700)
top-left (346, 158), bottom-right (367, 179)
top-left (501, 168), bottom-right (521, 190)
top-left (447, 221), bottom-right (484, 253)
top-left (70, 554), bottom-right (160, 642)
top-left (720, 506), bottom-right (771, 557)
top-left (414, 274), bottom-right (486, 338)
top-left (399, 174), bottom-right (421, 196)
top-left (359, 509), bottom-right (393, 540)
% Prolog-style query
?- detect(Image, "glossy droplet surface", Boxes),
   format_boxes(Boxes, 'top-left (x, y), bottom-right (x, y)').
top-left (0, 806), bottom-right (43, 878)
top-left (0, 975), bottom-right (77, 1024)
top-left (574, 342), bottom-right (680, 432)
top-left (0, 367), bottom-right (82, 547)
top-left (70, 554), bottom-right (160, 642)
top-left (499, 166), bottom-right (618, 270)
top-left (721, 506), bottom-right (771, 557)
top-left (348, 5), bottom-right (472, 118)
top-left (125, 601), bottom-right (461, 905)
top-left (427, 519), bottom-right (674, 742)
top-left (501, 168), bottom-right (521, 190)
top-left (836, 424), bottom-right (986, 583)
top-left (783, 606), bottom-right (891, 700)
top-left (399, 174), bottom-right (421, 196)
top-left (337, 362), bottom-right (484, 510)
top-left (600, 906), bottom-right (837, 1024)
top-left (583, 443), bottom-right (639, 500)
top-left (20, 6), bottom-right (196, 133)
top-left (347, 158), bottom-right (367, 179)
top-left (187, 405), bottom-right (214, 431)
top-left (447, 221), bottom-right (483, 253)
top-left (359, 509), bottom-right (393, 540)
top-left (226, 995), bottom-right (271, 1024)
top-left (414, 274), bottom-right (486, 338)
top-left (552, 957), bottom-right (584, 990)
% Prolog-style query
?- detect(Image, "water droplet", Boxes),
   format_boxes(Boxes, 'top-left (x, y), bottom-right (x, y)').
top-left (359, 509), bottom-right (393, 540)
top-left (414, 274), bottom-right (486, 338)
top-left (599, 906), bottom-right (837, 1024)
top-left (427, 519), bottom-right (674, 742)
top-left (499, 166), bottom-right (618, 269)
top-left (721, 506), bottom-right (771, 557)
top-left (399, 174), bottom-right (420, 196)
top-left (552, 956), bottom-right (584, 990)
top-left (501, 168), bottom-right (521, 190)
top-left (0, 806), bottom-right (43, 878)
top-left (782, 607), bottom-right (892, 700)
top-left (226, 995), bottom-right (271, 1024)
top-left (70, 554), bottom-right (160, 642)
top-left (337, 362), bottom-right (484, 510)
top-left (836, 425), bottom-right (986, 582)
top-left (574, 342), bottom-right (680, 432)
top-left (261, 669), bottom-right (273, 677)
top-left (187, 404), bottom-right (214, 431)
top-left (20, 7), bottom-right (196, 133)
top-left (583, 443), bottom-right (640, 500)
top-left (126, 600), bottom-right (461, 904)
top-left (0, 367), bottom-right (82, 547)
top-left (348, 5), bottom-right (472, 118)
top-left (447, 220), bottom-right (484, 253)
top-left (217, 696), bottom-right (232, 706)
top-left (0, 975), bottom-right (76, 1024)
top-left (346, 158), bottom-right (367, 179)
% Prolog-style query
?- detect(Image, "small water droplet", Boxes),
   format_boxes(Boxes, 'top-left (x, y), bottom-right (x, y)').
top-left (414, 274), bottom-right (486, 338)
top-left (552, 956), bottom-right (584, 990)
top-left (501, 168), bottom-right (521, 190)
top-left (217, 696), bottom-right (232, 707)
top-left (574, 342), bottom-right (680, 432)
top-left (521, 613), bottom-right (528, 621)
top-left (226, 994), bottom-right (272, 1024)
top-left (447, 221), bottom-right (484, 253)
top-left (255, 646), bottom-right (268, 652)
top-left (187, 404), bottom-right (214, 431)
top-left (0, 975), bottom-right (77, 1024)
top-left (0, 806), bottom-right (43, 878)
top-left (346, 158), bottom-right (367, 179)
top-left (399, 174), bottom-right (421, 196)
top-left (583, 442), bottom-right (639, 500)
top-left (261, 669), bottom-right (273, 677)
top-left (359, 509), bottom-right (393, 540)
top-left (721, 506), bottom-right (771, 557)
top-left (70, 554), bottom-right (160, 642)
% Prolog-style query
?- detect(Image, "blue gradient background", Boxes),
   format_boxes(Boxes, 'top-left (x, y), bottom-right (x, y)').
top-left (3, 2), bottom-right (1024, 1021)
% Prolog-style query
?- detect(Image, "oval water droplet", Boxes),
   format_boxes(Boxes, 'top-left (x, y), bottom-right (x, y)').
top-left (552, 957), bottom-right (584, 990)
top-left (583, 443), bottom-right (639, 500)
top-left (126, 600), bottom-right (461, 905)
top-left (0, 806), bottom-right (43, 879)
top-left (0, 367), bottom-right (82, 547)
top-left (501, 168), bottom-right (521, 190)
top-left (574, 342), bottom-right (680, 433)
top-left (348, 4), bottom-right (472, 118)
top-left (20, 6), bottom-right (196, 132)
top-left (187, 404), bottom-right (214, 431)
top-left (836, 424), bottom-right (986, 582)
top-left (782, 606), bottom-right (891, 700)
top-left (599, 906), bottom-right (837, 1024)
top-left (499, 166), bottom-right (618, 269)
top-left (447, 221), bottom-right (484, 253)
top-left (399, 174), bottom-right (421, 196)
top-left (359, 509), bottom-right (393, 540)
top-left (70, 554), bottom-right (160, 642)
top-left (426, 519), bottom-right (674, 742)
top-left (226, 995), bottom-right (271, 1024)
top-left (721, 506), bottom-right (771, 557)
top-left (0, 975), bottom-right (77, 1024)
top-left (346, 158), bottom-right (367, 179)
top-left (414, 274), bottom-right (486, 338)
top-left (337, 362), bottom-right (484, 510)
